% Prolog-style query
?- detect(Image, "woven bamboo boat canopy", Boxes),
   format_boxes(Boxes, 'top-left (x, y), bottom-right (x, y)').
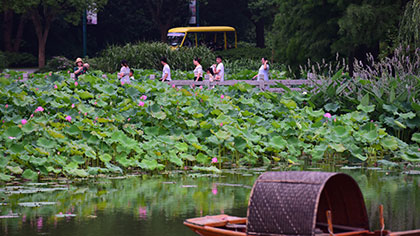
top-left (246, 171), bottom-right (369, 236)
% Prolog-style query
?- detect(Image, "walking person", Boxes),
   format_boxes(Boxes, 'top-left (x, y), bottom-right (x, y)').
top-left (160, 57), bottom-right (171, 82)
top-left (193, 57), bottom-right (203, 81)
top-left (118, 60), bottom-right (131, 84)
top-left (212, 56), bottom-right (224, 81)
top-left (252, 57), bottom-right (269, 81)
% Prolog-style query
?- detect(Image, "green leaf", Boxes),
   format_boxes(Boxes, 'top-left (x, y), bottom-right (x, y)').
top-left (7, 166), bottom-right (23, 174)
top-left (100, 153), bottom-right (112, 163)
top-left (269, 136), bottom-right (287, 150)
top-left (3, 126), bottom-right (22, 139)
top-left (21, 122), bottom-right (38, 133)
top-left (412, 133), bottom-right (420, 143)
top-left (380, 136), bottom-right (398, 150)
top-left (37, 137), bottom-right (57, 149)
top-left (22, 169), bottom-right (38, 181)
top-left (330, 143), bottom-right (346, 152)
top-left (196, 153), bottom-right (209, 164)
top-left (169, 155), bottom-right (183, 166)
top-left (185, 120), bottom-right (197, 127)
top-left (357, 104), bottom-right (375, 113)
top-left (175, 143), bottom-right (189, 152)
top-left (0, 173), bottom-right (14, 181)
top-left (324, 103), bottom-right (340, 112)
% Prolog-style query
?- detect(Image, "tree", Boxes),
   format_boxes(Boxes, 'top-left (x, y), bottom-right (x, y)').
top-left (10, 0), bottom-right (107, 68)
top-left (271, 0), bottom-right (405, 75)
top-left (247, 0), bottom-right (278, 48)
top-left (1, 0), bottom-right (26, 52)
top-left (144, 0), bottom-right (190, 42)
top-left (399, 0), bottom-right (420, 47)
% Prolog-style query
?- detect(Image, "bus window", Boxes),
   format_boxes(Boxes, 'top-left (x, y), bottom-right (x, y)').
top-left (167, 32), bottom-right (185, 47)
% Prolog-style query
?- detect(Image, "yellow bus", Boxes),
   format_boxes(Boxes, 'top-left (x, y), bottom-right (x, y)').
top-left (167, 26), bottom-right (237, 50)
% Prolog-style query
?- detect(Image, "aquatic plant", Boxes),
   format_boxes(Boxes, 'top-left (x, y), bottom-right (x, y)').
top-left (0, 70), bottom-right (419, 181)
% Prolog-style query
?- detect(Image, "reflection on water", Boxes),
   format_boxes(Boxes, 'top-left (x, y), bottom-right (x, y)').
top-left (0, 169), bottom-right (419, 235)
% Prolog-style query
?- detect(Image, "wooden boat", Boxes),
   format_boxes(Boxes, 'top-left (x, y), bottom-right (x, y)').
top-left (184, 171), bottom-right (420, 236)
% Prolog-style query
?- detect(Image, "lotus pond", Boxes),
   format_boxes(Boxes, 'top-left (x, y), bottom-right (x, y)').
top-left (0, 70), bottom-right (419, 182)
top-left (0, 167), bottom-right (419, 236)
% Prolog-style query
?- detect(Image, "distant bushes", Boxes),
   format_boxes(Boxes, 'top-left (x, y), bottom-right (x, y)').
top-left (218, 46), bottom-right (273, 61)
top-left (0, 51), bottom-right (8, 72)
top-left (39, 56), bottom-right (75, 73)
top-left (4, 52), bottom-right (37, 68)
top-left (91, 42), bottom-right (216, 72)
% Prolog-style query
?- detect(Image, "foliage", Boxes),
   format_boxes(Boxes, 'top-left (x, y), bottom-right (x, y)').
top-left (39, 56), bottom-right (75, 73)
top-left (0, 51), bottom-right (8, 72)
top-left (218, 47), bottom-right (272, 61)
top-left (399, 0), bottom-right (420, 48)
top-left (0, 70), bottom-right (419, 181)
top-left (271, 0), bottom-right (404, 73)
top-left (3, 52), bottom-right (37, 68)
top-left (92, 42), bottom-right (215, 72)
top-left (305, 46), bottom-right (420, 143)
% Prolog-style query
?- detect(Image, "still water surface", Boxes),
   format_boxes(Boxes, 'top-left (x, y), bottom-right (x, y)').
top-left (0, 168), bottom-right (419, 236)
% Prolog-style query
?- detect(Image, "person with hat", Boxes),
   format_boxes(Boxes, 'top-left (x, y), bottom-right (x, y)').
top-left (74, 58), bottom-right (89, 79)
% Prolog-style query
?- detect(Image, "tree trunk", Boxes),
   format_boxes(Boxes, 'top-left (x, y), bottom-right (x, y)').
top-left (13, 16), bottom-right (26, 52)
top-left (255, 19), bottom-right (265, 48)
top-left (30, 9), bottom-right (53, 68)
top-left (3, 10), bottom-right (13, 52)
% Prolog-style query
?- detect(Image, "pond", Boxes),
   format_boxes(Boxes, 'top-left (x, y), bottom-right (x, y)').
top-left (0, 168), bottom-right (419, 236)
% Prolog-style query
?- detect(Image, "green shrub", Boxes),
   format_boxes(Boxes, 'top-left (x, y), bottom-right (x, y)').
top-left (92, 42), bottom-right (215, 72)
top-left (0, 51), bottom-right (8, 72)
top-left (4, 52), bottom-right (37, 67)
top-left (38, 56), bottom-right (75, 73)
top-left (218, 46), bottom-right (273, 61)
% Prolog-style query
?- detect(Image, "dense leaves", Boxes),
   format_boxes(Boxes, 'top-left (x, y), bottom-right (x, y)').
top-left (0, 70), bottom-right (419, 182)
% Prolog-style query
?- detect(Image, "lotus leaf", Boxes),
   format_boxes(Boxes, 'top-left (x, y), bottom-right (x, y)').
top-left (380, 136), bottom-right (398, 150)
top-left (22, 169), bottom-right (38, 181)
top-left (7, 166), bottom-right (23, 174)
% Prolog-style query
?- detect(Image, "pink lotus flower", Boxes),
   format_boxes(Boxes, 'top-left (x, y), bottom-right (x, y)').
top-left (78, 111), bottom-right (81, 114)
top-left (127, 118), bottom-right (131, 121)
top-left (95, 117), bottom-right (98, 120)
top-left (84, 112), bottom-right (87, 116)
top-left (35, 106), bottom-right (44, 112)
top-left (94, 101), bottom-right (97, 105)
top-left (5, 104), bottom-right (8, 108)
top-left (199, 86), bottom-right (203, 89)
top-left (8, 136), bottom-right (16, 140)
top-left (74, 81), bottom-right (78, 86)
top-left (172, 84), bottom-right (176, 88)
top-left (102, 74), bottom-right (107, 78)
top-left (30, 114), bottom-right (34, 118)
top-left (54, 84), bottom-right (58, 89)
top-left (333, 118), bottom-right (337, 122)
top-left (141, 95), bottom-right (147, 100)
top-left (220, 122), bottom-right (223, 127)
top-left (21, 119), bottom-right (27, 125)
top-left (138, 101), bottom-right (145, 107)
top-left (71, 104), bottom-right (75, 108)
top-left (221, 94), bottom-right (224, 99)
top-left (121, 80), bottom-right (125, 86)
top-left (324, 113), bottom-right (332, 119)
top-left (211, 157), bottom-right (218, 163)
top-left (212, 186), bottom-right (218, 195)
top-left (65, 116), bottom-right (72, 122)
top-left (67, 70), bottom-right (70, 74)
top-left (49, 72), bottom-right (52, 76)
